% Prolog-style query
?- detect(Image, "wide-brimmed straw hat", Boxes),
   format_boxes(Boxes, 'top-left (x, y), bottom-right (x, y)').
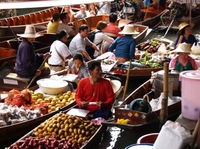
top-left (110, 80), bottom-right (121, 94)
top-left (176, 22), bottom-right (194, 35)
top-left (17, 25), bottom-right (42, 38)
top-left (119, 24), bottom-right (139, 35)
top-left (170, 43), bottom-right (191, 54)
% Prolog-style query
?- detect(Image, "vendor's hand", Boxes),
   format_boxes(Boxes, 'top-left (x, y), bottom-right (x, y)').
top-left (36, 69), bottom-right (41, 76)
top-left (81, 101), bottom-right (89, 108)
top-left (97, 101), bottom-right (104, 108)
top-left (43, 52), bottom-right (51, 59)
top-left (98, 50), bottom-right (102, 56)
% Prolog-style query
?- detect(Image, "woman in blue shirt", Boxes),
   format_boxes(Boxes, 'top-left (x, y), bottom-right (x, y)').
top-left (108, 24), bottom-right (139, 63)
top-left (174, 22), bottom-right (197, 49)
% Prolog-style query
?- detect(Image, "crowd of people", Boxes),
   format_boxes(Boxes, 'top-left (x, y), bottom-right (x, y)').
top-left (14, 2), bottom-right (199, 119)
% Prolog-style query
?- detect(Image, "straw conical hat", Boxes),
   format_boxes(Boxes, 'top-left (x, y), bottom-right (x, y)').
top-left (119, 24), bottom-right (139, 35)
top-left (17, 25), bottom-right (42, 38)
top-left (176, 22), bottom-right (194, 35)
top-left (110, 80), bottom-right (121, 94)
top-left (170, 43), bottom-right (191, 54)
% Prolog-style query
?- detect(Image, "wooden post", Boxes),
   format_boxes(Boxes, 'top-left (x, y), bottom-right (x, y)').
top-left (122, 60), bottom-right (131, 101)
top-left (191, 119), bottom-right (200, 149)
top-left (159, 62), bottom-right (169, 128)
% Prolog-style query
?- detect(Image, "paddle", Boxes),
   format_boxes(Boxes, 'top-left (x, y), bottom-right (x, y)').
top-left (162, 9), bottom-right (177, 38)
top-left (159, 62), bottom-right (169, 128)
top-left (122, 60), bottom-right (131, 101)
top-left (26, 54), bottom-right (50, 89)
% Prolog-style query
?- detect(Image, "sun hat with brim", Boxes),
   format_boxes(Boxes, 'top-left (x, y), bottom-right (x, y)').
top-left (176, 22), bottom-right (194, 35)
top-left (119, 24), bottom-right (140, 35)
top-left (110, 80), bottom-right (121, 94)
top-left (17, 25), bottom-right (42, 38)
top-left (170, 43), bottom-right (191, 54)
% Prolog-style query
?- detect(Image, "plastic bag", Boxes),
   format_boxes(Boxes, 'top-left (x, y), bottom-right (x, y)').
top-left (153, 120), bottom-right (192, 149)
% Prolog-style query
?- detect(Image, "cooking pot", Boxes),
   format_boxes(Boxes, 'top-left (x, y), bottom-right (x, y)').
top-left (152, 70), bottom-right (180, 98)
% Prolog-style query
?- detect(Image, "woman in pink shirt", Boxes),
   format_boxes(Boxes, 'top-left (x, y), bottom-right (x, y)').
top-left (169, 43), bottom-right (198, 72)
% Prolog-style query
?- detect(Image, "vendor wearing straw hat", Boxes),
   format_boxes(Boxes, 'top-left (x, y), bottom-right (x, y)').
top-left (108, 24), bottom-right (139, 63)
top-left (169, 43), bottom-right (198, 72)
top-left (15, 25), bottom-right (51, 79)
top-left (174, 22), bottom-right (197, 49)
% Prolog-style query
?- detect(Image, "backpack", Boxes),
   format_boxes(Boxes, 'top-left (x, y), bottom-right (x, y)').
top-left (86, 30), bottom-right (102, 59)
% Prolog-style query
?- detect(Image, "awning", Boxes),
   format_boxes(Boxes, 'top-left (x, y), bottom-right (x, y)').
top-left (0, 0), bottom-right (113, 10)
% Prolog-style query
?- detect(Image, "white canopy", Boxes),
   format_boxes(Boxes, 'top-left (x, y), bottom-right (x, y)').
top-left (0, 0), bottom-right (113, 10)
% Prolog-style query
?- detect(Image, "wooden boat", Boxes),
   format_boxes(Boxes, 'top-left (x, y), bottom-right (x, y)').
top-left (111, 67), bottom-right (163, 79)
top-left (138, 9), bottom-right (169, 29)
top-left (158, 2), bottom-right (200, 30)
top-left (102, 79), bottom-right (181, 129)
top-left (0, 37), bottom-right (52, 67)
top-left (77, 16), bottom-right (150, 44)
top-left (0, 85), bottom-right (77, 147)
top-left (0, 7), bottom-right (60, 41)
top-left (7, 107), bottom-right (106, 149)
top-left (106, 37), bottom-right (174, 79)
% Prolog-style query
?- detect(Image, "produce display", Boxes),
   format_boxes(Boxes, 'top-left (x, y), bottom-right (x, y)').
top-left (113, 51), bottom-right (166, 75)
top-left (117, 118), bottom-right (130, 124)
top-left (0, 103), bottom-right (41, 127)
top-left (137, 39), bottom-right (170, 53)
top-left (102, 59), bottom-right (115, 65)
top-left (1, 89), bottom-right (75, 126)
top-left (31, 91), bottom-right (75, 113)
top-left (4, 89), bottom-right (48, 115)
top-left (9, 113), bottom-right (100, 149)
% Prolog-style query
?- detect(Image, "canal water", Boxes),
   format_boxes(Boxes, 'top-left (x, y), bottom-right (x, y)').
top-left (96, 25), bottom-right (200, 149)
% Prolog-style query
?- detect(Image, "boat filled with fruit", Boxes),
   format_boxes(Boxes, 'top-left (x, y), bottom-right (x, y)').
top-left (0, 87), bottom-right (76, 145)
top-left (7, 110), bottom-right (105, 149)
top-left (110, 38), bottom-right (174, 78)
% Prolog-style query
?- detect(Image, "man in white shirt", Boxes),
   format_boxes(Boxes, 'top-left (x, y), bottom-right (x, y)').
top-left (48, 30), bottom-right (72, 72)
top-left (75, 4), bottom-right (90, 19)
top-left (69, 24), bottom-right (100, 61)
top-left (58, 13), bottom-right (77, 37)
top-left (97, 2), bottom-right (111, 15)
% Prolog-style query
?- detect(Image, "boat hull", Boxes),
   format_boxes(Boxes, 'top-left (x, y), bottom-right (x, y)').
top-left (6, 107), bottom-right (106, 149)
top-left (102, 80), bottom-right (181, 129)
top-left (0, 102), bottom-right (76, 147)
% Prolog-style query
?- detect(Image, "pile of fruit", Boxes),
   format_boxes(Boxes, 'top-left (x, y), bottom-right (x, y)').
top-left (4, 89), bottom-right (75, 114)
top-left (117, 118), bottom-right (130, 124)
top-left (9, 113), bottom-right (100, 149)
top-left (31, 91), bottom-right (75, 113)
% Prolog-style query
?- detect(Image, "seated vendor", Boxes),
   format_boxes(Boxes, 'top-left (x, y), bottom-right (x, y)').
top-left (68, 53), bottom-right (89, 80)
top-left (108, 24), bottom-right (138, 63)
top-left (174, 22), bottom-right (197, 49)
top-left (75, 60), bottom-right (115, 119)
top-left (15, 25), bottom-right (51, 79)
top-left (169, 43), bottom-right (198, 72)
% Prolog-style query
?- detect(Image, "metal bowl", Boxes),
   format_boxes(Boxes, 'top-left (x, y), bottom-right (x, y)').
top-left (37, 78), bottom-right (68, 95)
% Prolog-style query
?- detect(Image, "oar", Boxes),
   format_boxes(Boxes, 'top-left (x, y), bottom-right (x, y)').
top-left (159, 62), bottom-right (169, 128)
top-left (26, 55), bottom-right (49, 89)
top-left (162, 10), bottom-right (177, 38)
top-left (122, 60), bottom-right (131, 101)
